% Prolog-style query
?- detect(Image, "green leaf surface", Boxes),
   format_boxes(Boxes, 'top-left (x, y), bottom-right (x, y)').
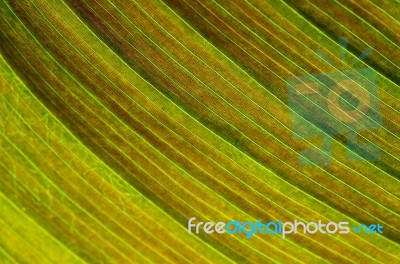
top-left (0, 0), bottom-right (399, 263)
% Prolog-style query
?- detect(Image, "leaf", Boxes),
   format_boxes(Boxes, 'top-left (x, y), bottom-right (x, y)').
top-left (1, 0), bottom-right (399, 263)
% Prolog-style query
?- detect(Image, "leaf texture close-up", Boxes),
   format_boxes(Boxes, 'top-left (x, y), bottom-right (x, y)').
top-left (0, 0), bottom-right (399, 263)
